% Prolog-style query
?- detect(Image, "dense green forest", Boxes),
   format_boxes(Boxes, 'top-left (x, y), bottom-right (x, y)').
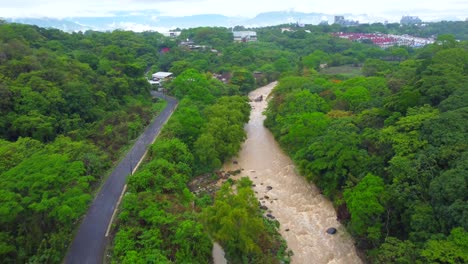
top-left (0, 23), bottom-right (168, 262)
top-left (1, 19), bottom-right (467, 263)
top-left (0, 21), bottom-right (294, 262)
top-left (265, 36), bottom-right (468, 262)
top-left (110, 70), bottom-right (290, 263)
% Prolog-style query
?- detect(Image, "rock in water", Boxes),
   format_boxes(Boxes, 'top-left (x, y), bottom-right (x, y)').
top-left (326, 227), bottom-right (337, 235)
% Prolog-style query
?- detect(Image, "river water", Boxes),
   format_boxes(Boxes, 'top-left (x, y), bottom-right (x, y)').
top-left (218, 82), bottom-right (362, 264)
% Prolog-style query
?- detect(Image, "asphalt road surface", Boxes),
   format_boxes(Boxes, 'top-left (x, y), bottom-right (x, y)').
top-left (64, 92), bottom-right (177, 264)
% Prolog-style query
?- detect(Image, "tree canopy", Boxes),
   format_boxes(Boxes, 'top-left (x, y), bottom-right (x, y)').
top-left (1, 20), bottom-right (467, 263)
top-left (264, 35), bottom-right (468, 262)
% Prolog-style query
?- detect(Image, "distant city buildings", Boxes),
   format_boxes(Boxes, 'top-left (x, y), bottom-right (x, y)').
top-left (334, 16), bottom-right (359, 27)
top-left (400, 16), bottom-right (422, 25)
top-left (332, 32), bottom-right (434, 48)
top-left (334, 16), bottom-right (344, 23)
top-left (233, 31), bottom-right (257, 42)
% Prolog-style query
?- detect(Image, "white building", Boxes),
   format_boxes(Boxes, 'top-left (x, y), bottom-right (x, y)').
top-left (152, 72), bottom-right (173, 80)
top-left (149, 72), bottom-right (173, 86)
top-left (233, 31), bottom-right (257, 42)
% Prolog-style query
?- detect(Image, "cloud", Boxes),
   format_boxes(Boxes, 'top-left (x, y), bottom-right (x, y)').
top-left (128, 0), bottom-right (198, 2)
top-left (0, 0), bottom-right (466, 20)
top-left (0, 0), bottom-right (50, 8)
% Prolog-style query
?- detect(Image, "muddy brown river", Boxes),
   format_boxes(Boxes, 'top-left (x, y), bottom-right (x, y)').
top-left (218, 82), bottom-right (362, 264)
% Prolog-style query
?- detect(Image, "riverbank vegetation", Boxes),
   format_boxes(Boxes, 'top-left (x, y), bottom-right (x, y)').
top-left (202, 177), bottom-right (291, 263)
top-left (265, 37), bottom-right (468, 262)
top-left (110, 69), bottom-right (289, 263)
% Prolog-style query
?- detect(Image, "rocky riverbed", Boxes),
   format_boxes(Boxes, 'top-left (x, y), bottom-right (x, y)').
top-left (221, 82), bottom-right (362, 264)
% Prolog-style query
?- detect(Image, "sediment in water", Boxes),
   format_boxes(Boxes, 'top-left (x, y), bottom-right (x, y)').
top-left (222, 82), bottom-right (362, 264)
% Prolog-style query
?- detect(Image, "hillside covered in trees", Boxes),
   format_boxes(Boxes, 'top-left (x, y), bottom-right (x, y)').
top-left (0, 22), bottom-right (174, 262)
top-left (0, 19), bottom-right (467, 263)
top-left (265, 37), bottom-right (468, 262)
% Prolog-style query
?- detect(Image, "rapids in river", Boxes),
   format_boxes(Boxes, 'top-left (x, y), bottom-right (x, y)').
top-left (219, 82), bottom-right (362, 264)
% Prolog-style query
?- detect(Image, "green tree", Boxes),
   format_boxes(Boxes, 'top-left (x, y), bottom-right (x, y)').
top-left (303, 50), bottom-right (329, 70)
top-left (202, 178), bottom-right (269, 262)
top-left (150, 138), bottom-right (194, 170)
top-left (421, 227), bottom-right (468, 263)
top-left (194, 133), bottom-right (221, 173)
top-left (162, 101), bottom-right (205, 147)
top-left (173, 220), bottom-right (212, 263)
top-left (230, 69), bottom-right (255, 94)
top-left (389, 47), bottom-right (409, 61)
top-left (278, 112), bottom-right (329, 153)
top-left (362, 59), bottom-right (391, 77)
top-left (429, 157), bottom-right (468, 232)
top-left (337, 86), bottom-right (371, 112)
top-left (170, 69), bottom-right (215, 104)
top-left (279, 89), bottom-right (330, 115)
top-left (295, 118), bottom-right (369, 196)
top-left (169, 60), bottom-right (191, 75)
top-left (344, 173), bottom-right (386, 243)
top-left (371, 237), bottom-right (420, 264)
top-left (273, 57), bottom-right (291, 72)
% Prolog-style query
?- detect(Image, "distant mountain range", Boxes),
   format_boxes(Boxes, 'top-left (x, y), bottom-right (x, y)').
top-left (2, 10), bottom-right (463, 33)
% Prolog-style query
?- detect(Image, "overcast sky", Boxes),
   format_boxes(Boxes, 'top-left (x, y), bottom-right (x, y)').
top-left (0, 0), bottom-right (466, 20)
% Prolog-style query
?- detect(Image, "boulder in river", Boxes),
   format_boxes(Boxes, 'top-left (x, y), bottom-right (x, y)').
top-left (326, 227), bottom-right (337, 235)
top-left (266, 186), bottom-right (273, 191)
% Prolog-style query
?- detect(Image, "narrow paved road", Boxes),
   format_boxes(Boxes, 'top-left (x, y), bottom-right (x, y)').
top-left (64, 92), bottom-right (177, 264)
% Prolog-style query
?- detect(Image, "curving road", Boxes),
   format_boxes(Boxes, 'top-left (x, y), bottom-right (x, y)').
top-left (64, 91), bottom-right (177, 264)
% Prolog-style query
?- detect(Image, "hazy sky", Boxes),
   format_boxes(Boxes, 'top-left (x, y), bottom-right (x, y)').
top-left (0, 0), bottom-right (466, 20)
